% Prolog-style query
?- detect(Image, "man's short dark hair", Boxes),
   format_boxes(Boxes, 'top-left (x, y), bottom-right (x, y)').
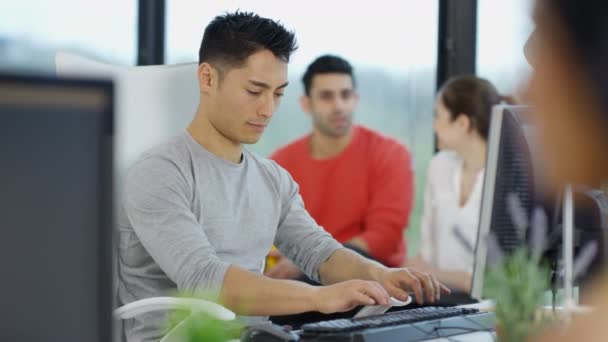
top-left (198, 11), bottom-right (297, 77)
top-left (302, 55), bottom-right (355, 96)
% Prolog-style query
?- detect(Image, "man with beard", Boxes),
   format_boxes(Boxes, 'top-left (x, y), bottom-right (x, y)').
top-left (267, 55), bottom-right (414, 280)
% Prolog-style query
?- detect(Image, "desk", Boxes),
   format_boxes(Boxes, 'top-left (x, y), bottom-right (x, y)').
top-left (418, 300), bottom-right (496, 341)
top-left (423, 331), bottom-right (496, 341)
top-left (227, 333), bottom-right (496, 342)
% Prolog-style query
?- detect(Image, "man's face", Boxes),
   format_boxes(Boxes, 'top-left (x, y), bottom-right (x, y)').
top-left (302, 73), bottom-right (358, 138)
top-left (206, 49), bottom-right (288, 144)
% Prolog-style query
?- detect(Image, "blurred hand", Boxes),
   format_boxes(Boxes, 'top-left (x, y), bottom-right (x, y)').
top-left (378, 268), bottom-right (450, 304)
top-left (405, 257), bottom-right (471, 293)
top-left (265, 257), bottom-right (303, 279)
top-left (404, 255), bottom-right (438, 274)
top-left (312, 280), bottom-right (390, 314)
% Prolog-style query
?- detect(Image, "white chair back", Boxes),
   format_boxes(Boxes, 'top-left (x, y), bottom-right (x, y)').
top-left (55, 52), bottom-right (199, 188)
top-left (55, 52), bottom-right (202, 342)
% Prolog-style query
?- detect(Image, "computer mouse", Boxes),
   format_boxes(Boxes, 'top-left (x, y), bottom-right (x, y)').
top-left (354, 295), bottom-right (412, 318)
top-left (241, 323), bottom-right (300, 342)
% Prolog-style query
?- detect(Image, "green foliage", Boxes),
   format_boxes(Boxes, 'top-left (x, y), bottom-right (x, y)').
top-left (164, 293), bottom-right (245, 342)
top-left (484, 249), bottom-right (551, 342)
top-left (166, 310), bottom-right (244, 342)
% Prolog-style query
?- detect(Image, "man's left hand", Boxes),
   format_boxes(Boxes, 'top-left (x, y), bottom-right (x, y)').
top-left (377, 268), bottom-right (450, 304)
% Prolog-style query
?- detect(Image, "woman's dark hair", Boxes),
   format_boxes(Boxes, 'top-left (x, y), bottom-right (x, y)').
top-left (198, 11), bottom-right (297, 76)
top-left (438, 75), bottom-right (514, 140)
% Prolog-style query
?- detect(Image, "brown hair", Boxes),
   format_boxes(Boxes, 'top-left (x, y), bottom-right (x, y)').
top-left (439, 75), bottom-right (515, 141)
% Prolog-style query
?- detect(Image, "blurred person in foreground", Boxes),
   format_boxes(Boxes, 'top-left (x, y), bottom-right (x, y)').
top-left (524, 0), bottom-right (608, 340)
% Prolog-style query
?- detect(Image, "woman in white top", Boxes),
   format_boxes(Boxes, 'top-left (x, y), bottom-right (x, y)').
top-left (406, 75), bottom-right (513, 292)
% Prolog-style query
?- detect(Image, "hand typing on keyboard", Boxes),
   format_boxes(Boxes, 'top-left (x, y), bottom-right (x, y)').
top-left (311, 279), bottom-right (392, 314)
top-left (308, 249), bottom-right (450, 317)
top-left (376, 267), bottom-right (451, 304)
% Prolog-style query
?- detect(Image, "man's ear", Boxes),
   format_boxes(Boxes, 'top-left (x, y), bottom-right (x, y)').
top-left (198, 62), bottom-right (217, 94)
top-left (300, 95), bottom-right (312, 114)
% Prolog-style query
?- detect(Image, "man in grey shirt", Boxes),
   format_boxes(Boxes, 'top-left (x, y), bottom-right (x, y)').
top-left (117, 11), bottom-right (448, 342)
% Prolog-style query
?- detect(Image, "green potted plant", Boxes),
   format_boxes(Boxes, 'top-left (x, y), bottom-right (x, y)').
top-left (164, 293), bottom-right (244, 342)
top-left (166, 311), bottom-right (243, 342)
top-left (483, 194), bottom-right (597, 342)
top-left (484, 247), bottom-right (550, 341)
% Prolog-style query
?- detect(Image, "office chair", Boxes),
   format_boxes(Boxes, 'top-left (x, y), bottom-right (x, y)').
top-left (55, 51), bottom-right (199, 189)
top-left (55, 52), bottom-right (236, 341)
top-left (114, 297), bottom-right (236, 342)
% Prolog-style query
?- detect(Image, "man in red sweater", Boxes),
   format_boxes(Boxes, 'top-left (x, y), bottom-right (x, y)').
top-left (267, 55), bottom-right (414, 280)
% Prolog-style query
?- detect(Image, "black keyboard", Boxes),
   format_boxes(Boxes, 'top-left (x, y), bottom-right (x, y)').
top-left (299, 307), bottom-right (495, 342)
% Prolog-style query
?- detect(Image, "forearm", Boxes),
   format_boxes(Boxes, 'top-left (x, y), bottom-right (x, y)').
top-left (220, 265), bottom-right (318, 316)
top-left (319, 248), bottom-right (387, 285)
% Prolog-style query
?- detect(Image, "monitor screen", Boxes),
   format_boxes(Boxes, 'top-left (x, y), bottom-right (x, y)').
top-left (471, 105), bottom-right (607, 301)
top-left (0, 74), bottom-right (113, 341)
top-left (471, 105), bottom-right (538, 300)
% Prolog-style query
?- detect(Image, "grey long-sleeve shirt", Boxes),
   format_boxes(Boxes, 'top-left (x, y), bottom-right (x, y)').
top-left (117, 131), bottom-right (343, 342)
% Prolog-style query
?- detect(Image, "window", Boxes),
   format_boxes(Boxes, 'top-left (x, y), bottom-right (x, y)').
top-left (476, 0), bottom-right (534, 95)
top-left (167, 1), bottom-right (439, 255)
top-left (0, 0), bottom-right (137, 73)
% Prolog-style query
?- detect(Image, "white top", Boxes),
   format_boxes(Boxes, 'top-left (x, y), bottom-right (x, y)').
top-left (419, 151), bottom-right (485, 273)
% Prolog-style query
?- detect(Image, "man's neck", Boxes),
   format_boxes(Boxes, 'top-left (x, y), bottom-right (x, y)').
top-left (187, 107), bottom-right (243, 164)
top-left (309, 127), bottom-right (354, 159)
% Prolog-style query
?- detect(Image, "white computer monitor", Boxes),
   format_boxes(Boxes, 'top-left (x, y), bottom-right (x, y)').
top-left (471, 105), bottom-right (538, 300)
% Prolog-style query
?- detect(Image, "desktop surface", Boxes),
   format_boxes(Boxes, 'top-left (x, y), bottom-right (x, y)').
top-left (245, 307), bottom-right (495, 342)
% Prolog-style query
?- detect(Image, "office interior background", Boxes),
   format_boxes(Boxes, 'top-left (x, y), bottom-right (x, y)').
top-left (0, 0), bottom-right (533, 254)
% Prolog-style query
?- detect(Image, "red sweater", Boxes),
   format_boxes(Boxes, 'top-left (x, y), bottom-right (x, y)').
top-left (270, 125), bottom-right (413, 267)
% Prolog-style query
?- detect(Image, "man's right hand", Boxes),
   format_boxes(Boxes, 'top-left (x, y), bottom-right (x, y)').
top-left (311, 280), bottom-right (391, 314)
